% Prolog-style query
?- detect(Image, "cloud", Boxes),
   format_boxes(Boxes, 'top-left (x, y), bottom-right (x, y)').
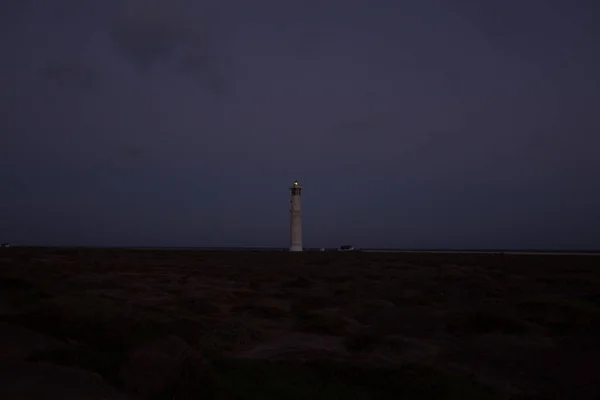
top-left (40, 63), bottom-right (100, 91)
top-left (111, 0), bottom-right (190, 69)
top-left (445, 1), bottom-right (599, 62)
top-left (122, 145), bottom-right (146, 158)
top-left (109, 0), bottom-right (226, 92)
top-left (0, 0), bottom-right (31, 33)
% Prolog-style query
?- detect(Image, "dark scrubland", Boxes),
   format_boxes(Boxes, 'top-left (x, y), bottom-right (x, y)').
top-left (1, 248), bottom-right (599, 399)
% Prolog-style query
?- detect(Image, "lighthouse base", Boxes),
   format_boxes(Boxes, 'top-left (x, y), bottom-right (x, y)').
top-left (289, 245), bottom-right (303, 252)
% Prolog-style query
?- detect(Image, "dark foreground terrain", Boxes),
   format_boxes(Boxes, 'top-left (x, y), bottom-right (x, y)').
top-left (1, 248), bottom-right (599, 399)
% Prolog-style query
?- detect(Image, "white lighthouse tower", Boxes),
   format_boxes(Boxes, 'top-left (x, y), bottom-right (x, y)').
top-left (289, 180), bottom-right (303, 252)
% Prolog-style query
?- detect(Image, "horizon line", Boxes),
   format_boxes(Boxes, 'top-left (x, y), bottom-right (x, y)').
top-left (3, 245), bottom-right (599, 255)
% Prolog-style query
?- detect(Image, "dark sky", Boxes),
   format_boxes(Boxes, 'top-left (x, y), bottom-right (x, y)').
top-left (1, 0), bottom-right (599, 249)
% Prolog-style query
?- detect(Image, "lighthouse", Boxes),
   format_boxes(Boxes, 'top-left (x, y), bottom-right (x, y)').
top-left (289, 180), bottom-right (303, 252)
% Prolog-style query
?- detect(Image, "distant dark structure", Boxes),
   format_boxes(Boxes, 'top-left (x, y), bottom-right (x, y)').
top-left (289, 180), bottom-right (304, 252)
top-left (1, 243), bottom-right (11, 248)
top-left (339, 245), bottom-right (355, 251)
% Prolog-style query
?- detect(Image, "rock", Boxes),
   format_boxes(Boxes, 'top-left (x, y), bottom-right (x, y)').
top-left (366, 335), bottom-right (440, 366)
top-left (119, 335), bottom-right (207, 398)
top-left (0, 322), bottom-right (66, 361)
top-left (0, 302), bottom-right (13, 316)
top-left (0, 361), bottom-right (128, 399)
top-left (238, 332), bottom-right (350, 361)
